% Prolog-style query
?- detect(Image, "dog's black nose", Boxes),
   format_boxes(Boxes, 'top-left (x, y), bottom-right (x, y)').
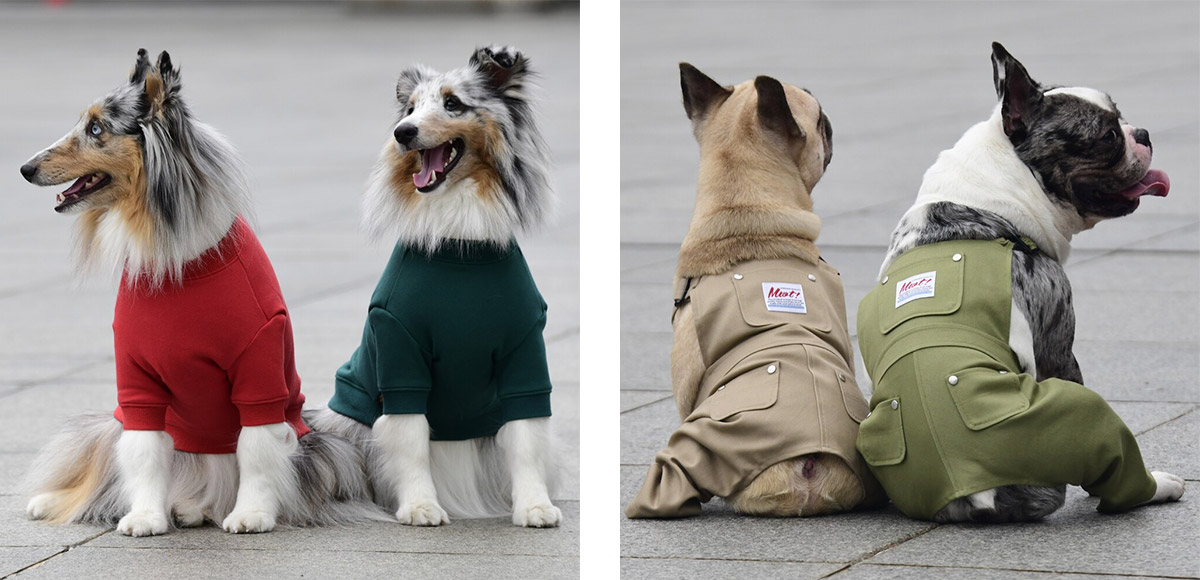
top-left (19, 163), bottom-right (37, 182)
top-left (394, 124), bottom-right (419, 147)
top-left (1133, 128), bottom-right (1151, 149)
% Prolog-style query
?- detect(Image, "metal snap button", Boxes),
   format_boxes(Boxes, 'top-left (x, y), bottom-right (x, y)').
top-left (808, 274), bottom-right (817, 281)
top-left (717, 385), bottom-right (726, 391)
top-left (952, 253), bottom-right (962, 262)
top-left (733, 273), bottom-right (743, 280)
top-left (767, 364), bottom-right (777, 374)
top-left (838, 372), bottom-right (846, 382)
top-left (890, 400), bottom-right (899, 410)
top-left (866, 412), bottom-right (872, 418)
top-left (882, 276), bottom-right (889, 284)
top-left (948, 375), bottom-right (959, 386)
top-left (999, 370), bottom-right (1007, 374)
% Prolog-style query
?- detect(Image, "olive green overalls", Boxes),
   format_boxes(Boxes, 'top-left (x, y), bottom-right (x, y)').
top-left (855, 239), bottom-right (1157, 520)
top-left (626, 257), bottom-right (884, 518)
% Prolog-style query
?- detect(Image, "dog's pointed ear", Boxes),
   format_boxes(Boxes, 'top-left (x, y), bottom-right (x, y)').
top-left (680, 63), bottom-right (731, 122)
top-left (991, 42), bottom-right (1042, 139)
top-left (755, 75), bottom-right (805, 142)
top-left (395, 65), bottom-right (431, 107)
top-left (138, 51), bottom-right (182, 120)
top-left (471, 46), bottom-right (529, 91)
top-left (130, 48), bottom-right (152, 84)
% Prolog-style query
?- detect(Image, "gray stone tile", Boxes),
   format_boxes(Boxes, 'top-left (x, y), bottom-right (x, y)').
top-left (84, 501), bottom-right (579, 557)
top-left (866, 488), bottom-right (1199, 578)
top-left (0, 496), bottom-right (109, 550)
top-left (835, 564), bottom-right (1183, 580)
top-left (0, 383), bottom-right (117, 453)
top-left (1074, 341), bottom-right (1200, 403)
top-left (1135, 407), bottom-right (1200, 480)
top-left (19, 548), bottom-right (578, 580)
top-left (621, 399), bottom-right (678, 466)
top-left (622, 558), bottom-right (842, 580)
top-left (0, 547), bottom-right (65, 578)
top-left (620, 331), bottom-right (671, 392)
top-left (1073, 290), bottom-right (1197, 343)
top-left (622, 465), bottom-right (933, 563)
top-left (1067, 251), bottom-right (1200, 293)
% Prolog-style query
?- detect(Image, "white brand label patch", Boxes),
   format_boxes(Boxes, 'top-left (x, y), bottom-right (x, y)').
top-left (762, 282), bottom-right (807, 314)
top-left (895, 271), bottom-right (937, 308)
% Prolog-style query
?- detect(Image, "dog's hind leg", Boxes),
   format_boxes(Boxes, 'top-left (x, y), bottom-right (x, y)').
top-left (496, 417), bottom-right (561, 527)
top-left (670, 302), bottom-right (706, 420)
top-left (222, 423), bottom-right (300, 533)
top-left (115, 430), bottom-right (173, 536)
top-left (373, 414), bottom-right (448, 526)
top-left (935, 485), bottom-right (1066, 523)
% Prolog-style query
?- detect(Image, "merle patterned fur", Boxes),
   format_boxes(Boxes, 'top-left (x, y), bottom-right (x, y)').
top-left (888, 201), bottom-right (1074, 521)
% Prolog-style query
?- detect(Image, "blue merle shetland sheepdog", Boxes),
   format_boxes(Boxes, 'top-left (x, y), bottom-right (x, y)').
top-left (309, 46), bottom-right (562, 527)
top-left (18, 49), bottom-right (383, 536)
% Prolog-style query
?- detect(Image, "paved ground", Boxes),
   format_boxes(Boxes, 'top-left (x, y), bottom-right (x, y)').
top-left (621, 2), bottom-right (1198, 579)
top-left (0, 3), bottom-right (578, 579)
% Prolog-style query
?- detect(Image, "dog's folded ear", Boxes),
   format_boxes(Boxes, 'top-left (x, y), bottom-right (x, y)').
top-left (679, 63), bottom-right (731, 122)
top-left (471, 45), bottom-right (529, 92)
top-left (991, 42), bottom-right (1042, 140)
top-left (754, 75), bottom-right (805, 143)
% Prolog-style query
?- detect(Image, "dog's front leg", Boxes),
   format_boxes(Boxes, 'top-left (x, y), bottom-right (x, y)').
top-left (116, 430), bottom-right (173, 536)
top-left (497, 417), bottom-right (561, 527)
top-left (374, 414), bottom-right (448, 526)
top-left (222, 423), bottom-right (298, 534)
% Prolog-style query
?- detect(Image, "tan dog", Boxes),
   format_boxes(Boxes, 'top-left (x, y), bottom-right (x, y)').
top-left (625, 64), bottom-right (883, 518)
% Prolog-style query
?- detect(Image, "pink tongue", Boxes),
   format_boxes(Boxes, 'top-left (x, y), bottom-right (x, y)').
top-left (413, 143), bottom-right (451, 188)
top-left (62, 175), bottom-right (91, 196)
top-left (1118, 169), bottom-right (1170, 199)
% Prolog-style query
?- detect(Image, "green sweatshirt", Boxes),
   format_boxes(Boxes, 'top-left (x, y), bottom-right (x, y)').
top-left (856, 238), bottom-right (1156, 520)
top-left (328, 240), bottom-right (553, 441)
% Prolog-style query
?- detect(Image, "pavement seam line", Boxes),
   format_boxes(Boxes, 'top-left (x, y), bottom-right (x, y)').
top-left (2, 528), bottom-right (112, 579)
top-left (620, 394), bottom-right (674, 414)
top-left (1132, 405), bottom-right (1199, 437)
top-left (818, 524), bottom-right (939, 578)
top-left (849, 561), bottom-right (1200, 579)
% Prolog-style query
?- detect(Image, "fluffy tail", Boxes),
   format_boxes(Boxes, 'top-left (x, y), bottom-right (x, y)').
top-left (287, 428), bottom-right (391, 525)
top-left (306, 408), bottom-right (562, 520)
top-left (24, 414), bottom-right (125, 524)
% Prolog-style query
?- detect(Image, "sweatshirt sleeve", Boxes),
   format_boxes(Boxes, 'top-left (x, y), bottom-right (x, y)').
top-left (369, 307), bottom-right (433, 415)
top-left (495, 308), bottom-right (553, 423)
top-left (227, 314), bottom-right (293, 426)
top-left (115, 351), bottom-right (171, 431)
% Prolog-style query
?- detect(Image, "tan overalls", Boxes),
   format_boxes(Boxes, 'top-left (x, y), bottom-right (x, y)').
top-left (626, 257), bottom-right (884, 517)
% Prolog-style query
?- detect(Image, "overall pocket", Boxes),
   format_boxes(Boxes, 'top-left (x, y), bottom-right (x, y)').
top-left (946, 364), bottom-right (1029, 430)
top-left (698, 361), bottom-right (781, 421)
top-left (856, 397), bottom-right (906, 466)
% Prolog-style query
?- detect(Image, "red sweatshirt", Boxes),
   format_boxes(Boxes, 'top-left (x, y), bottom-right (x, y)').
top-left (112, 217), bottom-right (309, 453)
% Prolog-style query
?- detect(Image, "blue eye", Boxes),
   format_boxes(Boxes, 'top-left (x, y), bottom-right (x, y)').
top-left (444, 95), bottom-right (462, 112)
top-left (89, 122), bottom-right (102, 136)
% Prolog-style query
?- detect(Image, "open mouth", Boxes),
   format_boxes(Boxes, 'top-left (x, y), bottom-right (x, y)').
top-left (54, 172), bottom-right (111, 213)
top-left (413, 138), bottom-right (464, 193)
top-left (1113, 168), bottom-right (1169, 202)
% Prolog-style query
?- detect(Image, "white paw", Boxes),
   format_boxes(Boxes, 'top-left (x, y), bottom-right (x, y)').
top-left (1150, 471), bottom-right (1186, 503)
top-left (222, 509), bottom-right (276, 534)
top-left (396, 502), bottom-right (449, 526)
top-left (514, 503), bottom-right (562, 528)
top-left (117, 511), bottom-right (169, 537)
top-left (26, 493), bottom-right (57, 520)
top-left (173, 503), bottom-right (205, 528)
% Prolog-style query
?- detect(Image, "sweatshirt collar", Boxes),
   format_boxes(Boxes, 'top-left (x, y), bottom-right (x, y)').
top-left (407, 239), bottom-right (515, 264)
top-left (182, 217), bottom-right (249, 280)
